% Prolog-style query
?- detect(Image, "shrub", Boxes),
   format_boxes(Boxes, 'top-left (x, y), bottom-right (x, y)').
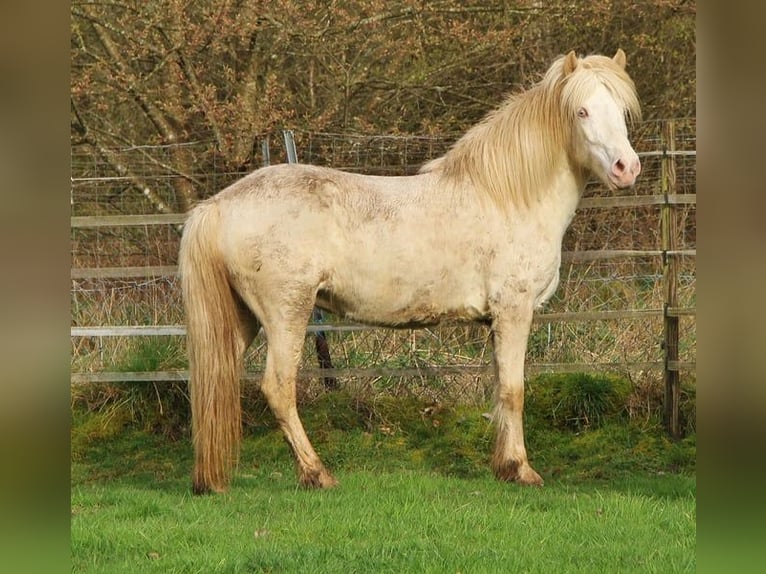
top-left (527, 372), bottom-right (632, 431)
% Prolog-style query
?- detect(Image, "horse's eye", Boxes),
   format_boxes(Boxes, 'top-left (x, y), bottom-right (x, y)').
top-left (577, 107), bottom-right (589, 119)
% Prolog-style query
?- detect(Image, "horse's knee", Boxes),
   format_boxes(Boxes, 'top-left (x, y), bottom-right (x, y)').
top-left (495, 385), bottom-right (524, 410)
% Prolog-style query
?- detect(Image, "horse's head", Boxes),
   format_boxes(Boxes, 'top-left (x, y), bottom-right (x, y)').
top-left (560, 49), bottom-right (642, 189)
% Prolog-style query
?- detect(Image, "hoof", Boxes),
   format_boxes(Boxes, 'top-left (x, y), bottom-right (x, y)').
top-left (516, 465), bottom-right (544, 486)
top-left (299, 467), bottom-right (339, 489)
top-left (493, 460), bottom-right (544, 486)
top-left (192, 479), bottom-right (228, 495)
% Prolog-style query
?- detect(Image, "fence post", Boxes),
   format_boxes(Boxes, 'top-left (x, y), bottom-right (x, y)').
top-left (261, 138), bottom-right (270, 167)
top-left (661, 121), bottom-right (681, 438)
top-left (283, 129), bottom-right (298, 164)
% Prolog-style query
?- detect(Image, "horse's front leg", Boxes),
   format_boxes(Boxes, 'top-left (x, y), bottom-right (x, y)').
top-left (490, 309), bottom-right (544, 486)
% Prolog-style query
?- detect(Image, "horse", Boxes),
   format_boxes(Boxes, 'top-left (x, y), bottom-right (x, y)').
top-left (179, 49), bottom-right (641, 494)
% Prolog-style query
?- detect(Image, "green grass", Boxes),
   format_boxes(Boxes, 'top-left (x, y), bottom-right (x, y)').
top-left (72, 469), bottom-right (695, 573)
top-left (72, 393), bottom-right (695, 573)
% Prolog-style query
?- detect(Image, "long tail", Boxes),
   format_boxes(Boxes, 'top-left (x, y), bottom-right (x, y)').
top-left (179, 201), bottom-right (245, 494)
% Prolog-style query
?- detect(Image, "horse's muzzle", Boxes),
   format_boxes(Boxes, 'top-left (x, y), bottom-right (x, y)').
top-left (610, 154), bottom-right (641, 187)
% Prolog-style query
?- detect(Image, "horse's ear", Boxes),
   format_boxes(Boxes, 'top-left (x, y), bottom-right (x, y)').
top-left (613, 49), bottom-right (627, 69)
top-left (563, 51), bottom-right (578, 75)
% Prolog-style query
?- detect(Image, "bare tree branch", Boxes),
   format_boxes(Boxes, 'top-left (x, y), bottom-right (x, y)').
top-left (72, 99), bottom-right (175, 215)
top-left (82, 4), bottom-right (181, 144)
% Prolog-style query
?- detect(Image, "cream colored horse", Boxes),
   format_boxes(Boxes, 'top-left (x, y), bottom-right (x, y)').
top-left (180, 50), bottom-right (641, 494)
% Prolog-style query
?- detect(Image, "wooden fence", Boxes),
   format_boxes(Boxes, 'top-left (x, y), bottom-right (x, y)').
top-left (70, 125), bottom-right (695, 436)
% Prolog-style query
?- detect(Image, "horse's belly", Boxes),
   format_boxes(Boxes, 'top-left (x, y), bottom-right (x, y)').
top-left (316, 275), bottom-right (489, 328)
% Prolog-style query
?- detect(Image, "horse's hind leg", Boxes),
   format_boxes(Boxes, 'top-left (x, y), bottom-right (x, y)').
top-left (260, 319), bottom-right (338, 489)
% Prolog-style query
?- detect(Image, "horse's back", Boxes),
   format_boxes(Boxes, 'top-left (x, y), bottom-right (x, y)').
top-left (212, 163), bottom-right (428, 255)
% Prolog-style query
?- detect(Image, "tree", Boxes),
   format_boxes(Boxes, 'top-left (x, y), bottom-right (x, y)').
top-left (71, 0), bottom-right (695, 213)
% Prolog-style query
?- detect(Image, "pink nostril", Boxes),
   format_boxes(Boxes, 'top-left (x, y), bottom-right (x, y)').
top-left (612, 157), bottom-right (640, 180)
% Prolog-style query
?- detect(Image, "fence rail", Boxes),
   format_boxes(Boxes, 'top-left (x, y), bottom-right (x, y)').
top-left (71, 360), bottom-right (696, 386)
top-left (71, 306), bottom-right (694, 338)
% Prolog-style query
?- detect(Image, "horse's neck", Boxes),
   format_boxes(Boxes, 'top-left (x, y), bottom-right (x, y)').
top-left (516, 153), bottom-right (584, 234)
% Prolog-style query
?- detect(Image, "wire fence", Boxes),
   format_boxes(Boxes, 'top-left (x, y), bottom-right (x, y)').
top-left (70, 120), bottom-right (696, 413)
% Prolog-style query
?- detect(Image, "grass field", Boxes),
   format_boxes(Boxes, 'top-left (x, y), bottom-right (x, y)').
top-left (71, 392), bottom-right (695, 573)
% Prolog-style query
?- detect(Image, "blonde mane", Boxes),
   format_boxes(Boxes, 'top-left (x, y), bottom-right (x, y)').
top-left (422, 52), bottom-right (641, 210)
